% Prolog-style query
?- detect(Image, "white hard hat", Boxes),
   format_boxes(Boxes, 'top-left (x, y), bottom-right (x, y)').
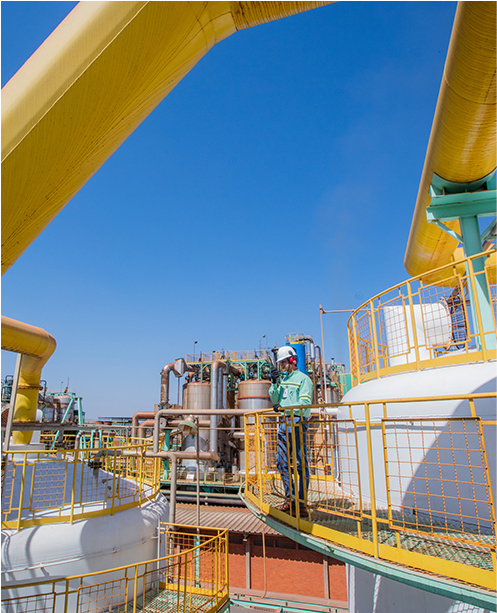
top-left (276, 346), bottom-right (297, 363)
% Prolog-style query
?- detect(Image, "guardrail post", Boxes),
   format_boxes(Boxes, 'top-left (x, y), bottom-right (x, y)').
top-left (254, 415), bottom-right (264, 506)
top-left (364, 403), bottom-right (379, 558)
top-left (70, 449), bottom-right (78, 524)
top-left (406, 280), bottom-right (421, 369)
top-left (369, 301), bottom-right (381, 378)
top-left (350, 317), bottom-right (362, 386)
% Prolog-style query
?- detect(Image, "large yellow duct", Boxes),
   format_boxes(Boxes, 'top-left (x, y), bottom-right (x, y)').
top-left (1, 316), bottom-right (56, 445)
top-left (1, 1), bottom-right (331, 276)
top-left (404, 1), bottom-right (496, 278)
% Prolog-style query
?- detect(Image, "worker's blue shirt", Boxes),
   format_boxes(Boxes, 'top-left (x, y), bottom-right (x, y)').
top-left (269, 369), bottom-right (313, 419)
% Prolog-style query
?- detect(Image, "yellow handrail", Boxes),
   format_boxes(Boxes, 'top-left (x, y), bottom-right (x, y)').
top-left (348, 251), bottom-right (496, 384)
top-left (1, 525), bottom-right (229, 613)
top-left (1, 442), bottom-right (161, 530)
top-left (244, 393), bottom-right (496, 591)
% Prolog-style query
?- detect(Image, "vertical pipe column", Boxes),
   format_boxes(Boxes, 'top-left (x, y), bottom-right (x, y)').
top-left (460, 217), bottom-right (496, 350)
top-left (244, 534), bottom-right (251, 590)
top-left (3, 353), bottom-right (21, 451)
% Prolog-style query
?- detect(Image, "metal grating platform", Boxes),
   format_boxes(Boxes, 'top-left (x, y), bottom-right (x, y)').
top-left (118, 588), bottom-right (219, 613)
top-left (252, 483), bottom-right (495, 574)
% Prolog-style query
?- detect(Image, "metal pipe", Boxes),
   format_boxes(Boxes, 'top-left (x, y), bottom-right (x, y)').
top-left (160, 363), bottom-right (174, 405)
top-left (137, 419), bottom-right (155, 439)
top-left (131, 411), bottom-right (156, 438)
top-left (405, 2), bottom-right (497, 277)
top-left (315, 344), bottom-right (326, 403)
top-left (144, 448), bottom-right (221, 525)
top-left (174, 494), bottom-right (246, 506)
top-left (1, 316), bottom-right (56, 445)
top-left (209, 360), bottom-right (227, 454)
top-left (146, 449), bottom-right (219, 462)
top-left (169, 419), bottom-right (210, 428)
top-left (169, 455), bottom-right (177, 525)
top-left (152, 408), bottom-right (253, 455)
top-left (3, 353), bottom-right (21, 451)
top-left (196, 417), bottom-right (200, 527)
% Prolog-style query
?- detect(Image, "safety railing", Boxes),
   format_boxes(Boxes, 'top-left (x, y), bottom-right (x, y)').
top-left (186, 349), bottom-right (272, 363)
top-left (1, 524), bottom-right (229, 613)
top-left (348, 251), bottom-right (496, 384)
top-left (1, 441), bottom-right (161, 530)
top-left (244, 394), bottom-right (496, 591)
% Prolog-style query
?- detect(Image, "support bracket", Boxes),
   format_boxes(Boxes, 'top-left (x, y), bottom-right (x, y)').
top-left (426, 171), bottom-right (496, 227)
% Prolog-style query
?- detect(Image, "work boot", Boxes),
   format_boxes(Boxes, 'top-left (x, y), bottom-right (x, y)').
top-left (279, 500), bottom-right (292, 513)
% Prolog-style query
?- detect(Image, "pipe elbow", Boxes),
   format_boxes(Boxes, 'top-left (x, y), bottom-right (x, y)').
top-left (1, 316), bottom-right (56, 375)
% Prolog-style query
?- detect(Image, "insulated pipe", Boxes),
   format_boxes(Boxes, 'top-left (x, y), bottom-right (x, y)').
top-left (144, 449), bottom-right (222, 523)
top-left (144, 451), bottom-right (178, 524)
top-left (152, 408), bottom-right (253, 455)
top-left (1, 316), bottom-right (56, 445)
top-left (132, 411), bottom-right (155, 438)
top-left (160, 364), bottom-right (174, 405)
top-left (404, 2), bottom-right (497, 278)
top-left (315, 345), bottom-right (326, 404)
top-left (137, 419), bottom-right (155, 439)
top-left (1, 1), bottom-right (331, 275)
top-left (209, 361), bottom-right (228, 454)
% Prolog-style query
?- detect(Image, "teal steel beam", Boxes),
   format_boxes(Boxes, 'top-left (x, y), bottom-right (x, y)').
top-left (481, 218), bottom-right (496, 244)
top-left (242, 496), bottom-right (496, 611)
top-left (426, 192), bottom-right (496, 221)
top-left (426, 219), bottom-right (462, 243)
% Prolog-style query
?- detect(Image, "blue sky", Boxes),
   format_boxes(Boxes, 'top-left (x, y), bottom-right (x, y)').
top-left (1, 1), bottom-right (457, 418)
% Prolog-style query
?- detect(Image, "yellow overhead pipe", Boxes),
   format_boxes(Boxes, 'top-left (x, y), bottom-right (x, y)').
top-left (1, 1), bottom-right (332, 276)
top-left (404, 1), bottom-right (496, 279)
top-left (1, 316), bottom-right (56, 445)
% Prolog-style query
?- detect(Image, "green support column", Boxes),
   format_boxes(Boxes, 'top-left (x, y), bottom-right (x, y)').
top-left (459, 215), bottom-right (496, 350)
top-left (426, 172), bottom-right (496, 351)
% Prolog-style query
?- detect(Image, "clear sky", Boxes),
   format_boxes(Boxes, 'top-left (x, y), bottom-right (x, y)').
top-left (1, 1), bottom-right (457, 419)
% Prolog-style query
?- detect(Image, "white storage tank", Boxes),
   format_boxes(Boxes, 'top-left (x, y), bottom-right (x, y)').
top-left (1, 452), bottom-right (169, 612)
top-left (337, 360), bottom-right (496, 519)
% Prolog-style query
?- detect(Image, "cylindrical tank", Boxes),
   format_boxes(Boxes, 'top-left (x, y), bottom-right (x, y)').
top-left (337, 361), bottom-right (496, 524)
top-left (182, 382), bottom-right (210, 474)
top-left (55, 394), bottom-right (73, 421)
top-left (183, 382), bottom-right (210, 412)
top-left (290, 343), bottom-right (307, 374)
top-left (1, 457), bottom-right (169, 612)
top-left (237, 380), bottom-right (272, 412)
top-left (238, 380), bottom-right (274, 474)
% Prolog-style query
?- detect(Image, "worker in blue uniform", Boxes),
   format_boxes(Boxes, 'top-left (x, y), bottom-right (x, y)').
top-left (269, 346), bottom-right (313, 518)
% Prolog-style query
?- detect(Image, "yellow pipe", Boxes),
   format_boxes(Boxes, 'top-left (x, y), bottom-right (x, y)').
top-left (1, 316), bottom-right (56, 444)
top-left (404, 1), bottom-right (496, 278)
top-left (1, 1), bottom-right (332, 276)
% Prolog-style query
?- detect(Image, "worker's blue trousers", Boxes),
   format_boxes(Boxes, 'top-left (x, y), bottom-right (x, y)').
top-left (276, 416), bottom-right (309, 506)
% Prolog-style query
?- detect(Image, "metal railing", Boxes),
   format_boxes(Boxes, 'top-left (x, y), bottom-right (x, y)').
top-left (1, 524), bottom-right (229, 613)
top-left (185, 349), bottom-right (272, 363)
top-left (348, 251), bottom-right (496, 384)
top-left (1, 441), bottom-right (161, 530)
top-left (244, 394), bottom-right (496, 591)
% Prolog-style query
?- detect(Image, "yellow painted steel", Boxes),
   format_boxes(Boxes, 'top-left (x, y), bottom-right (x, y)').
top-left (2, 442), bottom-right (161, 530)
top-left (348, 251), bottom-right (496, 385)
top-left (405, 2), bottom-right (497, 277)
top-left (2, 525), bottom-right (229, 613)
top-left (1, 316), bottom-right (56, 445)
top-left (1, 1), bottom-right (331, 276)
top-left (244, 393), bottom-right (497, 591)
